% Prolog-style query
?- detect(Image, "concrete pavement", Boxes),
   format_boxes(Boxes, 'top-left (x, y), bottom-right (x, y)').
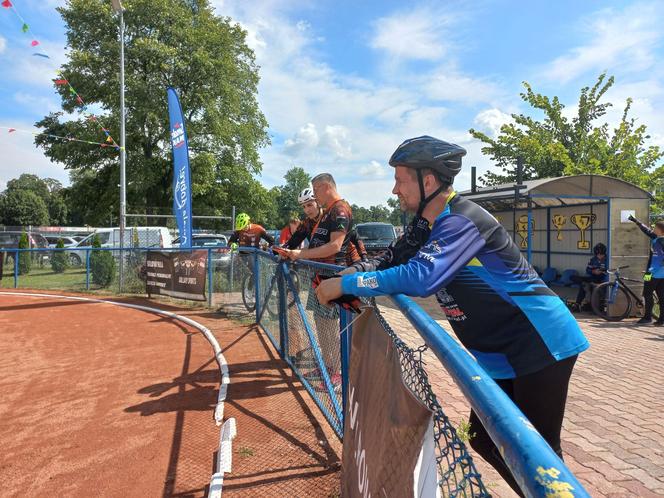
top-left (376, 297), bottom-right (664, 498)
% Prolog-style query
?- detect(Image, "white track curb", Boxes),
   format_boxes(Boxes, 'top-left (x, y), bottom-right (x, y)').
top-left (0, 291), bottom-right (236, 497)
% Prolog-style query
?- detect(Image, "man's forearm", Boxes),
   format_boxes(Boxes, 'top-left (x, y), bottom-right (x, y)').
top-left (632, 217), bottom-right (656, 238)
top-left (300, 241), bottom-right (342, 260)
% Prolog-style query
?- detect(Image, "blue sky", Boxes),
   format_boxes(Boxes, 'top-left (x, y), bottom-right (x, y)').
top-left (1, 0), bottom-right (663, 206)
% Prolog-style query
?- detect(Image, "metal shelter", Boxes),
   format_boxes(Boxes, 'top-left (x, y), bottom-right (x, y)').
top-left (459, 174), bottom-right (653, 282)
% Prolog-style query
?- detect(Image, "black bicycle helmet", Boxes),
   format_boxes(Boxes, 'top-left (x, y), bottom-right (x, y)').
top-left (389, 135), bottom-right (466, 183)
top-left (389, 135), bottom-right (466, 215)
top-left (593, 242), bottom-right (607, 255)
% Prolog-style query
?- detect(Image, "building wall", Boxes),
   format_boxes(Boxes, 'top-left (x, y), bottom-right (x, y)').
top-left (493, 202), bottom-right (610, 275)
top-left (610, 198), bottom-right (651, 285)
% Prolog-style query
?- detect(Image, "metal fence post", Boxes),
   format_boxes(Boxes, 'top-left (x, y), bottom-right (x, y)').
top-left (13, 249), bottom-right (18, 288)
top-left (340, 308), bottom-right (352, 427)
top-left (86, 249), bottom-right (91, 290)
top-left (277, 262), bottom-right (289, 359)
top-left (254, 251), bottom-right (261, 323)
top-left (207, 248), bottom-right (213, 307)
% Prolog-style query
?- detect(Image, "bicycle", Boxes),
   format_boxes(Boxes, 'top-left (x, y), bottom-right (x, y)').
top-left (590, 265), bottom-right (659, 321)
top-left (241, 251), bottom-right (302, 317)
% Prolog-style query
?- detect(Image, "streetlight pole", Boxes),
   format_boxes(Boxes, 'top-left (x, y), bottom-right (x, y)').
top-left (111, 0), bottom-right (126, 291)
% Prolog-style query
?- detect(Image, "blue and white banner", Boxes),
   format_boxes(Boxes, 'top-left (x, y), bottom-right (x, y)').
top-left (167, 87), bottom-right (193, 247)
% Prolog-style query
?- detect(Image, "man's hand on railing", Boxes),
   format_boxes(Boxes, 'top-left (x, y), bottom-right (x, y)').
top-left (313, 274), bottom-right (362, 312)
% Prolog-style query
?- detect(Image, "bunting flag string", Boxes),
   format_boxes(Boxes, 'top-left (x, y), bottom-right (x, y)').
top-left (1, 1), bottom-right (122, 151)
top-left (0, 126), bottom-right (123, 150)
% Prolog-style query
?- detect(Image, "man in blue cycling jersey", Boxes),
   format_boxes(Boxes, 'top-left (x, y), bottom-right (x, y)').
top-left (316, 135), bottom-right (589, 496)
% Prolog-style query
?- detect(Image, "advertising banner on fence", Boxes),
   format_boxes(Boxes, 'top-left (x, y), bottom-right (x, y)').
top-left (146, 250), bottom-right (207, 301)
top-left (342, 309), bottom-right (436, 498)
top-left (167, 87), bottom-right (193, 248)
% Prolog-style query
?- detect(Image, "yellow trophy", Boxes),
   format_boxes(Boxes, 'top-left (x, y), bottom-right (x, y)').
top-left (552, 214), bottom-right (567, 241)
top-left (516, 214), bottom-right (533, 249)
top-left (570, 213), bottom-right (596, 250)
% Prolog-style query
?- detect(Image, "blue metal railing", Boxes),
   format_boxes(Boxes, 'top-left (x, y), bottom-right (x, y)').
top-left (246, 248), bottom-right (589, 497)
top-left (0, 245), bottom-right (590, 496)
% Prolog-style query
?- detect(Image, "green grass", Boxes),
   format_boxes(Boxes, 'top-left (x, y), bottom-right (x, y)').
top-left (0, 264), bottom-right (90, 291)
top-left (455, 420), bottom-right (475, 444)
top-left (236, 446), bottom-right (254, 457)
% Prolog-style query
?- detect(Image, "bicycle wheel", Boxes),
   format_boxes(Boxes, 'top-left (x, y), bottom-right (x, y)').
top-left (242, 274), bottom-right (256, 312)
top-left (265, 274), bottom-right (280, 318)
top-left (591, 282), bottom-right (632, 321)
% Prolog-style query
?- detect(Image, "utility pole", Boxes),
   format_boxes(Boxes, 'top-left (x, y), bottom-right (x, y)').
top-left (111, 0), bottom-right (126, 290)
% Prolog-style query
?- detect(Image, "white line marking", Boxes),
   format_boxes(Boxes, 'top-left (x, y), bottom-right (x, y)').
top-left (0, 291), bottom-right (234, 497)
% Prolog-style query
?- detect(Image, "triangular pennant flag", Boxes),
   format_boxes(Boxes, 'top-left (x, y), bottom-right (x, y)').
top-left (31, 40), bottom-right (40, 47)
top-left (87, 115), bottom-right (97, 122)
top-left (33, 53), bottom-right (49, 58)
top-left (106, 136), bottom-right (113, 143)
top-left (53, 79), bottom-right (67, 85)
top-left (100, 143), bottom-right (109, 148)
top-left (1, 0), bottom-right (12, 8)
top-left (8, 128), bottom-right (16, 133)
top-left (69, 87), bottom-right (76, 95)
top-left (76, 96), bottom-right (83, 104)
top-left (22, 23), bottom-right (28, 33)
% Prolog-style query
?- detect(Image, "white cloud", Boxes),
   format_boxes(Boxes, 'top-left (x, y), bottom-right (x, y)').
top-left (474, 108), bottom-right (514, 137)
top-left (13, 91), bottom-right (60, 115)
top-left (212, 1), bottom-right (506, 206)
top-left (359, 160), bottom-right (388, 178)
top-left (370, 7), bottom-right (452, 61)
top-left (0, 36), bottom-right (6, 54)
top-left (320, 125), bottom-right (351, 159)
top-left (283, 122), bottom-right (319, 155)
top-left (424, 69), bottom-right (502, 104)
top-left (0, 121), bottom-right (69, 191)
top-left (543, 2), bottom-right (663, 84)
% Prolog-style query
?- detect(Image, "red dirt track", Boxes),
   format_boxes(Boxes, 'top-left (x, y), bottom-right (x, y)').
top-left (0, 292), bottom-right (219, 497)
top-left (0, 291), bottom-right (341, 497)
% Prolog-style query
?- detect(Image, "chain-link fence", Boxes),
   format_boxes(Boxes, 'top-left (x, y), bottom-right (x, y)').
top-left (1, 246), bottom-right (587, 497)
top-left (373, 306), bottom-right (489, 497)
top-left (234, 250), bottom-right (489, 496)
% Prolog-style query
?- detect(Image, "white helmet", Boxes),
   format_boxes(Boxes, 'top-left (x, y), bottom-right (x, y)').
top-left (298, 187), bottom-right (316, 205)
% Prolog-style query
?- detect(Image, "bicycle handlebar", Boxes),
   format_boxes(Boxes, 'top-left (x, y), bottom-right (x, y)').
top-left (608, 265), bottom-right (630, 272)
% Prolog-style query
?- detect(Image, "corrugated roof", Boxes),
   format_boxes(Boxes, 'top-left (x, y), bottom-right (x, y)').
top-left (459, 174), bottom-right (651, 209)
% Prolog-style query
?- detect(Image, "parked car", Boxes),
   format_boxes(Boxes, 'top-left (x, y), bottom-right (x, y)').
top-left (355, 222), bottom-right (397, 256)
top-left (0, 231), bottom-right (50, 266)
top-left (45, 236), bottom-right (79, 248)
top-left (68, 226), bottom-right (173, 266)
top-left (174, 234), bottom-right (231, 266)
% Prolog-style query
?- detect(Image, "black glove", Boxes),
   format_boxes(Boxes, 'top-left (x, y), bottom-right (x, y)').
top-left (628, 214), bottom-right (637, 223)
top-left (312, 274), bottom-right (362, 313)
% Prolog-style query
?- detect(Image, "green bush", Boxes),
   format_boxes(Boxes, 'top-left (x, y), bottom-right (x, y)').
top-left (18, 232), bottom-right (31, 275)
top-left (90, 234), bottom-right (115, 287)
top-left (50, 238), bottom-right (69, 273)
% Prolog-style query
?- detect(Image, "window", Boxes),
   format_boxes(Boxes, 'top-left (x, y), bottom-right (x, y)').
top-left (97, 232), bottom-right (110, 244)
top-left (357, 225), bottom-right (396, 241)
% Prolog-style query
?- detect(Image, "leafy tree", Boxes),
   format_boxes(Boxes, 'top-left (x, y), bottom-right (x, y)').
top-left (387, 197), bottom-right (405, 227)
top-left (1, 174), bottom-right (68, 225)
top-left (48, 194), bottom-right (69, 225)
top-left (51, 238), bottom-right (69, 273)
top-left (90, 234), bottom-right (114, 287)
top-left (0, 189), bottom-right (50, 226)
top-left (18, 232), bottom-right (31, 275)
top-left (469, 73), bottom-right (664, 197)
top-left (6, 174), bottom-right (50, 199)
top-left (273, 167), bottom-right (312, 227)
top-left (351, 203), bottom-right (393, 224)
top-left (35, 0), bottom-right (269, 226)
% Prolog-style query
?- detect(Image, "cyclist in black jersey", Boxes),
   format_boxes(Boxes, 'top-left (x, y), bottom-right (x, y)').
top-left (315, 136), bottom-right (588, 496)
